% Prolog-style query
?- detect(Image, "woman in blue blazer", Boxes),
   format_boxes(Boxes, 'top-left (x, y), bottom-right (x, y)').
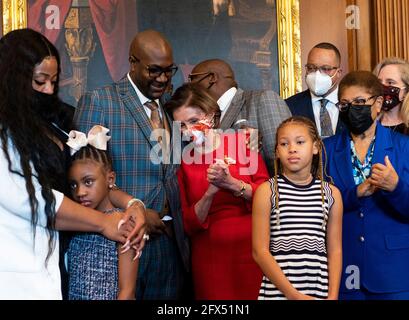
top-left (324, 71), bottom-right (409, 300)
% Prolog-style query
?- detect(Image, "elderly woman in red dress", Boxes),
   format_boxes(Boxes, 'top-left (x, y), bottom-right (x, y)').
top-left (165, 83), bottom-right (269, 299)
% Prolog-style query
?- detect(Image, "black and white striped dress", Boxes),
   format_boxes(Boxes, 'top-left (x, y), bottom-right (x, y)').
top-left (258, 175), bottom-right (334, 300)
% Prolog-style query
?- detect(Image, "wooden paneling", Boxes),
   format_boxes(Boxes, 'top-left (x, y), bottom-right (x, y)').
top-left (374, 0), bottom-right (409, 62)
top-left (347, 0), bottom-right (375, 71)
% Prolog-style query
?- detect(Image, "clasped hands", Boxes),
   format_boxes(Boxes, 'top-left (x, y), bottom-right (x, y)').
top-left (206, 162), bottom-right (237, 194)
top-left (357, 155), bottom-right (399, 197)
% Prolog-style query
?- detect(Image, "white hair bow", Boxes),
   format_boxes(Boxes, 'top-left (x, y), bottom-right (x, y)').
top-left (67, 125), bottom-right (111, 156)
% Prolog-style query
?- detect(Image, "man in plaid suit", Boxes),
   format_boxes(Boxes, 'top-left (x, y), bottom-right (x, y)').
top-left (74, 30), bottom-right (189, 300)
top-left (188, 59), bottom-right (292, 175)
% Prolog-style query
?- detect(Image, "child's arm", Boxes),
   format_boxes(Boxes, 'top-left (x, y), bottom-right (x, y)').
top-left (326, 185), bottom-right (343, 300)
top-left (252, 181), bottom-right (314, 300)
top-left (117, 244), bottom-right (139, 300)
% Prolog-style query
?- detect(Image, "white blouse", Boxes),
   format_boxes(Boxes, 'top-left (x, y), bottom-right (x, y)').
top-left (0, 138), bottom-right (64, 300)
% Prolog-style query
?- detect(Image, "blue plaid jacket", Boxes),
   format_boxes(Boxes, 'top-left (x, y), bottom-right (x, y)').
top-left (74, 77), bottom-right (190, 271)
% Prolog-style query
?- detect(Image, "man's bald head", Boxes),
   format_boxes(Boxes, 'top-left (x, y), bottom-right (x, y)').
top-left (129, 29), bottom-right (173, 61)
top-left (192, 59), bottom-right (233, 77)
top-left (128, 30), bottom-right (175, 100)
top-left (190, 59), bottom-right (237, 100)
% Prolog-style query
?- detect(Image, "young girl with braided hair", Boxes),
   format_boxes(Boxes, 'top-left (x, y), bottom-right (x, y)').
top-left (66, 126), bottom-right (139, 300)
top-left (252, 116), bottom-right (343, 300)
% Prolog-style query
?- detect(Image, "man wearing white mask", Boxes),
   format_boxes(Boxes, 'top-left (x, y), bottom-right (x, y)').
top-left (286, 42), bottom-right (345, 138)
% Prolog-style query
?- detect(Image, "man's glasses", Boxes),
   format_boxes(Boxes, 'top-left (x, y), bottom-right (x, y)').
top-left (305, 64), bottom-right (339, 75)
top-left (131, 56), bottom-right (178, 78)
top-left (188, 71), bottom-right (235, 84)
top-left (336, 95), bottom-right (378, 112)
top-left (188, 71), bottom-right (212, 83)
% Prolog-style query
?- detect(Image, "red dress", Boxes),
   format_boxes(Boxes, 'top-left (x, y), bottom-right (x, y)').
top-left (177, 132), bottom-right (269, 299)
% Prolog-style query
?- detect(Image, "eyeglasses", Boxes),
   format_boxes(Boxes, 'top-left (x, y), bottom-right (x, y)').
top-left (305, 64), bottom-right (339, 75)
top-left (131, 56), bottom-right (178, 78)
top-left (188, 71), bottom-right (212, 83)
top-left (336, 95), bottom-right (378, 112)
top-left (188, 71), bottom-right (235, 83)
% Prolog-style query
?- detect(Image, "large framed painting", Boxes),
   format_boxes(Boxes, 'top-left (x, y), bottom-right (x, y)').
top-left (2, 0), bottom-right (301, 105)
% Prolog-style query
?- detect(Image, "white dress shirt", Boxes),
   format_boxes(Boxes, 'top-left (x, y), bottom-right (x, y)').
top-left (127, 73), bottom-right (163, 120)
top-left (0, 138), bottom-right (64, 299)
top-left (310, 88), bottom-right (339, 135)
top-left (217, 87), bottom-right (238, 121)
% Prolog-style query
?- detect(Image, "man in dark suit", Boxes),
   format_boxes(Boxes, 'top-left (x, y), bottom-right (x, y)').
top-left (75, 30), bottom-right (189, 299)
top-left (188, 59), bottom-right (291, 175)
top-left (286, 42), bottom-right (345, 138)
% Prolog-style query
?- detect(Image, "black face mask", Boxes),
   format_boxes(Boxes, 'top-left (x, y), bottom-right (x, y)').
top-left (31, 90), bottom-right (61, 124)
top-left (382, 85), bottom-right (402, 111)
top-left (339, 104), bottom-right (374, 135)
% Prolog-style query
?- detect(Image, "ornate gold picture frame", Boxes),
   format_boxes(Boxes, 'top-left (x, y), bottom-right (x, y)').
top-left (2, 0), bottom-right (301, 98)
top-left (2, 0), bottom-right (27, 36)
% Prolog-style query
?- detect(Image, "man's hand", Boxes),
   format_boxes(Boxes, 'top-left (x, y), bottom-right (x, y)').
top-left (145, 209), bottom-right (166, 236)
top-left (245, 127), bottom-right (263, 152)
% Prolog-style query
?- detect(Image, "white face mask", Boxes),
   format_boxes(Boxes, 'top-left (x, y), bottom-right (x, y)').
top-left (183, 129), bottom-right (206, 146)
top-left (306, 71), bottom-right (335, 97)
top-left (182, 115), bottom-right (215, 146)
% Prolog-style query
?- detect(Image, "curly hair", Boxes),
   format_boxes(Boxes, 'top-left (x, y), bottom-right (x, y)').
top-left (0, 29), bottom-right (67, 263)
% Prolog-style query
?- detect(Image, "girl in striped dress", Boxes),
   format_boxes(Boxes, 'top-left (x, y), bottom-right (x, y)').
top-left (252, 116), bottom-right (343, 300)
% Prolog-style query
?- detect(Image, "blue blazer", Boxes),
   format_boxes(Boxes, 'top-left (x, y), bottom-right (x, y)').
top-left (324, 123), bottom-right (409, 293)
top-left (286, 89), bottom-right (345, 134)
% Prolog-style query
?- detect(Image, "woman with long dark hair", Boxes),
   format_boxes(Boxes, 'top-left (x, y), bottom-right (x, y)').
top-left (0, 29), bottom-right (145, 299)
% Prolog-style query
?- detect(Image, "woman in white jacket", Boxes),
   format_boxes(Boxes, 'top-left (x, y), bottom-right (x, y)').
top-left (0, 29), bottom-right (145, 300)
